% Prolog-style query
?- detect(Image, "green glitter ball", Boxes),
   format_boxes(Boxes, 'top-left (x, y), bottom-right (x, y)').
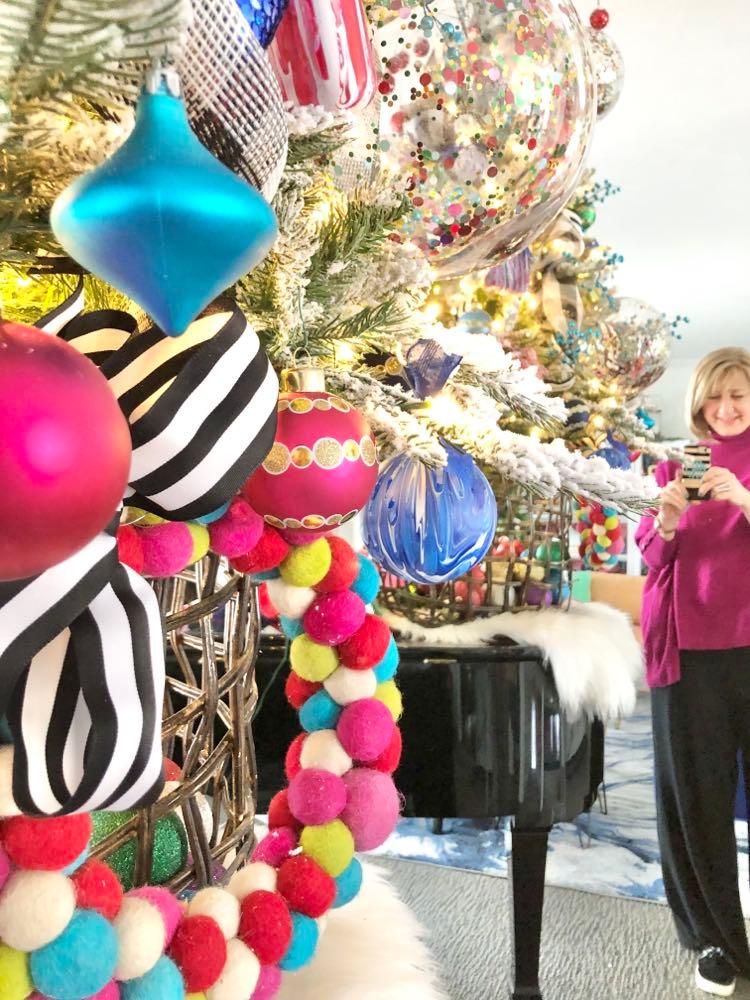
top-left (577, 205), bottom-right (596, 231)
top-left (92, 810), bottom-right (188, 890)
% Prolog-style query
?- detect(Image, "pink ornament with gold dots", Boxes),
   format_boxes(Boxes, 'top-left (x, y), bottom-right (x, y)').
top-left (242, 390), bottom-right (378, 537)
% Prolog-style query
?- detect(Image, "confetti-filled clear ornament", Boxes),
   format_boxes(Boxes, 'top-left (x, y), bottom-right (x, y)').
top-left (372, 0), bottom-right (596, 279)
top-left (591, 299), bottom-right (672, 400)
top-left (586, 27), bottom-right (624, 118)
top-left (236, 0), bottom-right (289, 47)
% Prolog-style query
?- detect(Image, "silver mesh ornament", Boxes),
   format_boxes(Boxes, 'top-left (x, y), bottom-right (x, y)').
top-left (180, 0), bottom-right (288, 200)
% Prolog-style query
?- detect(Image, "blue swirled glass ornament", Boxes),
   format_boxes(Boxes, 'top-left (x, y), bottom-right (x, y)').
top-left (236, 0), bottom-right (290, 47)
top-left (363, 442), bottom-right (497, 585)
top-left (51, 72), bottom-right (278, 338)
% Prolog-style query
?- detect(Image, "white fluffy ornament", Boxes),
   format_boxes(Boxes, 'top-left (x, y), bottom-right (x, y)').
top-left (300, 730), bottom-right (352, 776)
top-left (227, 862), bottom-right (277, 900)
top-left (206, 937), bottom-right (261, 1000)
top-left (0, 870), bottom-right (76, 950)
top-left (324, 666), bottom-right (377, 706)
top-left (188, 887), bottom-right (240, 940)
top-left (266, 578), bottom-right (316, 619)
top-left (114, 896), bottom-right (166, 980)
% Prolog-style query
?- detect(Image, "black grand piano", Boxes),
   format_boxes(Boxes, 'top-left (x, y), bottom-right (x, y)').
top-left (252, 636), bottom-right (605, 1000)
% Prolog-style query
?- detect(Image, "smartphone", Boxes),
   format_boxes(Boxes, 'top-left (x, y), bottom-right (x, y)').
top-left (682, 444), bottom-right (712, 501)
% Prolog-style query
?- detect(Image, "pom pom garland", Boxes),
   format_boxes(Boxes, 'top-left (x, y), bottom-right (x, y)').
top-left (1, 814), bottom-right (92, 871)
top-left (337, 614), bottom-right (391, 670)
top-left (168, 916), bottom-right (227, 992)
top-left (276, 855), bottom-right (336, 918)
top-left (0, 530), bottom-right (400, 1000)
top-left (238, 891), bottom-right (293, 964)
top-left (287, 769), bottom-right (347, 827)
top-left (207, 497), bottom-right (263, 559)
top-left (336, 698), bottom-right (396, 762)
top-left (299, 690), bottom-right (342, 732)
top-left (279, 539), bottom-right (332, 588)
top-left (313, 537), bottom-right (360, 594)
top-left (0, 869), bottom-right (76, 951)
top-left (302, 590), bottom-right (366, 646)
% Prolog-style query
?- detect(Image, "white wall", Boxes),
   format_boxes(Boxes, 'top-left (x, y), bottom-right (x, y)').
top-left (645, 358), bottom-right (700, 440)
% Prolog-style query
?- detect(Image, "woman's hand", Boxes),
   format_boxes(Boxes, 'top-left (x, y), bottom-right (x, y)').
top-left (659, 475), bottom-right (689, 534)
top-left (699, 467), bottom-right (750, 513)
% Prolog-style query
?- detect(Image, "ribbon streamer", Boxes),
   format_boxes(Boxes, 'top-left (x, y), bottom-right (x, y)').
top-left (0, 289), bottom-right (278, 816)
top-left (403, 339), bottom-right (462, 400)
top-left (538, 210), bottom-right (586, 336)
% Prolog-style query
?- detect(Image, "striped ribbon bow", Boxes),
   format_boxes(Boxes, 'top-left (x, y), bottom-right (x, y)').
top-left (538, 210), bottom-right (587, 337)
top-left (0, 286), bottom-right (278, 816)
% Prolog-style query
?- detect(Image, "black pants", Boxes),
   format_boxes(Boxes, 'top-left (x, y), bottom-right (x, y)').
top-left (652, 648), bottom-right (750, 974)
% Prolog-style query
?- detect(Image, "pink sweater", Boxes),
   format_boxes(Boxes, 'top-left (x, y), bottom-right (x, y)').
top-left (636, 425), bottom-right (750, 687)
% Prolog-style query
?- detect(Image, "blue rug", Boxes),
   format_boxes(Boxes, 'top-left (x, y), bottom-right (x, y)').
top-left (372, 693), bottom-right (750, 908)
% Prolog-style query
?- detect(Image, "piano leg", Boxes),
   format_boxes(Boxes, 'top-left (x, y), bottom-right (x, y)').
top-left (509, 825), bottom-right (550, 1000)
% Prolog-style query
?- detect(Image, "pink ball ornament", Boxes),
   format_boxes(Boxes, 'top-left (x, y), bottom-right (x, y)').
top-left (242, 392), bottom-right (378, 538)
top-left (336, 698), bottom-right (395, 762)
top-left (0, 320), bottom-right (131, 580)
top-left (287, 769), bottom-right (347, 826)
top-left (208, 497), bottom-right (264, 558)
top-left (303, 591), bottom-right (367, 646)
top-left (341, 769), bottom-right (400, 850)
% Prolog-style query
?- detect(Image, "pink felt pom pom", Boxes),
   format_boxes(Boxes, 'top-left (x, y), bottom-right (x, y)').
top-left (251, 827), bottom-right (299, 868)
top-left (336, 698), bottom-right (395, 762)
top-left (302, 590), bottom-right (367, 646)
top-left (252, 963), bottom-right (283, 1000)
top-left (128, 886), bottom-right (183, 945)
top-left (209, 497), bottom-right (264, 558)
top-left (140, 522), bottom-right (194, 577)
top-left (287, 769), bottom-right (347, 826)
top-left (341, 769), bottom-right (400, 850)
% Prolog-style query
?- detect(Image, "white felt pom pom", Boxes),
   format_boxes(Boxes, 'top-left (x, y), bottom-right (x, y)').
top-left (206, 937), bottom-right (261, 1000)
top-left (0, 746), bottom-right (20, 818)
top-left (266, 578), bottom-right (316, 619)
top-left (300, 730), bottom-right (352, 776)
top-left (0, 870), bottom-right (76, 950)
top-left (114, 897), bottom-right (166, 980)
top-left (227, 862), bottom-right (277, 900)
top-left (188, 887), bottom-right (240, 940)
top-left (324, 666), bottom-right (377, 706)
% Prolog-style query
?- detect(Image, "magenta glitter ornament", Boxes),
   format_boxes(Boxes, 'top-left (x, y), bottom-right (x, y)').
top-left (242, 391), bottom-right (378, 536)
top-left (0, 321), bottom-right (131, 581)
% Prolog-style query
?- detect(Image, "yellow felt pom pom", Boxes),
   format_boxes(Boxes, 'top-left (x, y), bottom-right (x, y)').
top-left (597, 535), bottom-right (613, 549)
top-left (280, 539), bottom-right (332, 588)
top-left (290, 635), bottom-right (339, 682)
top-left (0, 944), bottom-right (32, 1000)
top-left (604, 516), bottom-right (619, 531)
top-left (187, 523), bottom-right (210, 565)
top-left (374, 680), bottom-right (403, 721)
top-left (126, 507), bottom-right (165, 525)
top-left (186, 994), bottom-right (207, 1000)
top-left (300, 820), bottom-right (355, 877)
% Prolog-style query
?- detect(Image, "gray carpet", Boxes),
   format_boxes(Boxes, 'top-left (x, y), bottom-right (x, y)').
top-left (375, 856), bottom-right (750, 1000)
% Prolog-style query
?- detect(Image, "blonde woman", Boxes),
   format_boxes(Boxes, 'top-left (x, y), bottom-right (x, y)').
top-left (637, 347), bottom-right (750, 997)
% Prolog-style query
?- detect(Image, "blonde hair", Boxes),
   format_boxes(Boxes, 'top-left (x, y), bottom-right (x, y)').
top-left (686, 347), bottom-right (750, 438)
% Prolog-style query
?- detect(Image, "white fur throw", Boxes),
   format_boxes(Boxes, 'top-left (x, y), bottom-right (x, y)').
top-left (278, 862), bottom-right (448, 1000)
top-left (382, 602), bottom-right (644, 723)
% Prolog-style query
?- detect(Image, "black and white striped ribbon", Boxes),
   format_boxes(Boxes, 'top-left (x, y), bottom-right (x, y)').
top-left (1, 290), bottom-right (278, 816)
